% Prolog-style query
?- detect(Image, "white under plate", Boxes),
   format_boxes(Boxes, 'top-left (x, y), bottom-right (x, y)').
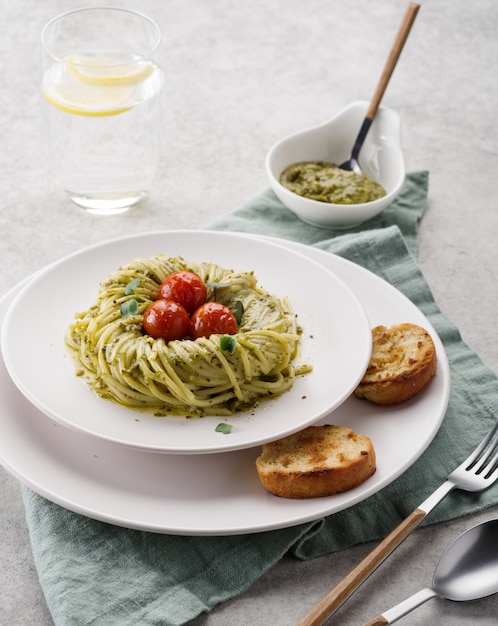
top-left (1, 231), bottom-right (372, 454)
top-left (0, 237), bottom-right (450, 535)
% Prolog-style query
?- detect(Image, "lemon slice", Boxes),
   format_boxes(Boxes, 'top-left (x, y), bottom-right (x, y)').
top-left (42, 81), bottom-right (135, 116)
top-left (65, 54), bottom-right (155, 86)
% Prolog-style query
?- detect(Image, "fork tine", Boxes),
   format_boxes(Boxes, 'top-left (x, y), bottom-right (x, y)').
top-left (485, 466), bottom-right (498, 482)
top-left (474, 443), bottom-right (498, 474)
top-left (481, 447), bottom-right (498, 478)
top-left (484, 463), bottom-right (498, 481)
top-left (464, 420), bottom-right (498, 470)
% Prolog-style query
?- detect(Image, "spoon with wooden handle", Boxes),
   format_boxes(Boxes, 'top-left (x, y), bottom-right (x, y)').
top-left (340, 2), bottom-right (420, 174)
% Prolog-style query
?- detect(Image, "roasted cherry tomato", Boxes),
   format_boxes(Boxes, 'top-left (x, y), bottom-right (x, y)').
top-left (158, 270), bottom-right (207, 315)
top-left (189, 302), bottom-right (238, 339)
top-left (142, 299), bottom-right (190, 341)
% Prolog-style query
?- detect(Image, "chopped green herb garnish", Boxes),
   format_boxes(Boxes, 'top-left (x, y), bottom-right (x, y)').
top-left (207, 282), bottom-right (231, 289)
top-left (215, 423), bottom-right (233, 434)
top-left (206, 282), bottom-right (231, 300)
top-left (120, 299), bottom-right (139, 317)
top-left (125, 278), bottom-right (140, 295)
top-left (232, 300), bottom-right (244, 325)
top-left (220, 335), bottom-right (237, 354)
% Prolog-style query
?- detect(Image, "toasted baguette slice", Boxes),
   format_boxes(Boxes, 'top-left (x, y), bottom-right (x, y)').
top-left (354, 323), bottom-right (437, 405)
top-left (255, 425), bottom-right (376, 499)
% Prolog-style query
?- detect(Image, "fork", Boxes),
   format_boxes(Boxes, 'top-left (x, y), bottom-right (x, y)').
top-left (296, 418), bottom-right (498, 626)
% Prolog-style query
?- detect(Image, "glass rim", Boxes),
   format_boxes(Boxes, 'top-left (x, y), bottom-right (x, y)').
top-left (41, 6), bottom-right (162, 64)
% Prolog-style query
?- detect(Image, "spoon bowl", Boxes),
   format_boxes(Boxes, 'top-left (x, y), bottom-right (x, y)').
top-left (266, 100), bottom-right (405, 229)
top-left (362, 519), bottom-right (498, 625)
top-left (434, 518), bottom-right (498, 602)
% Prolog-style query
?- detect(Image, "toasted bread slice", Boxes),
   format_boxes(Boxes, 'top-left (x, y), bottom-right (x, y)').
top-left (255, 425), bottom-right (376, 499)
top-left (354, 323), bottom-right (437, 405)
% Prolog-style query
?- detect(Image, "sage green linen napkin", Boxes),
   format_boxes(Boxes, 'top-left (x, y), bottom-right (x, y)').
top-left (22, 171), bottom-right (498, 626)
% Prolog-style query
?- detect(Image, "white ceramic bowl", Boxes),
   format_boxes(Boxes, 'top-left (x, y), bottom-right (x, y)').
top-left (265, 101), bottom-right (405, 229)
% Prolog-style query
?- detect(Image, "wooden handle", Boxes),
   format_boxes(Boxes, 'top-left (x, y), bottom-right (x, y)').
top-left (361, 617), bottom-right (389, 626)
top-left (295, 507), bottom-right (426, 626)
top-left (366, 2), bottom-right (420, 119)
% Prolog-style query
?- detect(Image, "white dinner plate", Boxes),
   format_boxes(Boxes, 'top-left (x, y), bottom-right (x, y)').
top-left (1, 231), bottom-right (372, 454)
top-left (0, 237), bottom-right (450, 535)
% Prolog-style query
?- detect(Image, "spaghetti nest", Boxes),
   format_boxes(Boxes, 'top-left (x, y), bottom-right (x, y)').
top-left (66, 254), bottom-right (310, 416)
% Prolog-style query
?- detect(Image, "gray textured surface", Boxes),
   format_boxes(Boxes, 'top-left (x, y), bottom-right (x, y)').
top-left (1, 1), bottom-right (498, 624)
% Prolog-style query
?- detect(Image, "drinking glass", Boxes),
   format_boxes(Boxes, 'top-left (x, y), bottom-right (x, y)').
top-left (41, 7), bottom-right (164, 215)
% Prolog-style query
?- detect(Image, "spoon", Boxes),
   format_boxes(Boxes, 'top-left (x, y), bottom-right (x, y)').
top-left (340, 2), bottom-right (420, 174)
top-left (361, 518), bottom-right (498, 625)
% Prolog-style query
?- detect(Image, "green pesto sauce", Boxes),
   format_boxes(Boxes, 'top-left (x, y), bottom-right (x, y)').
top-left (279, 161), bottom-right (386, 205)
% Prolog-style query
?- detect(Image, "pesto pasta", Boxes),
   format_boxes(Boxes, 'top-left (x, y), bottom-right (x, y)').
top-left (65, 254), bottom-right (311, 417)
